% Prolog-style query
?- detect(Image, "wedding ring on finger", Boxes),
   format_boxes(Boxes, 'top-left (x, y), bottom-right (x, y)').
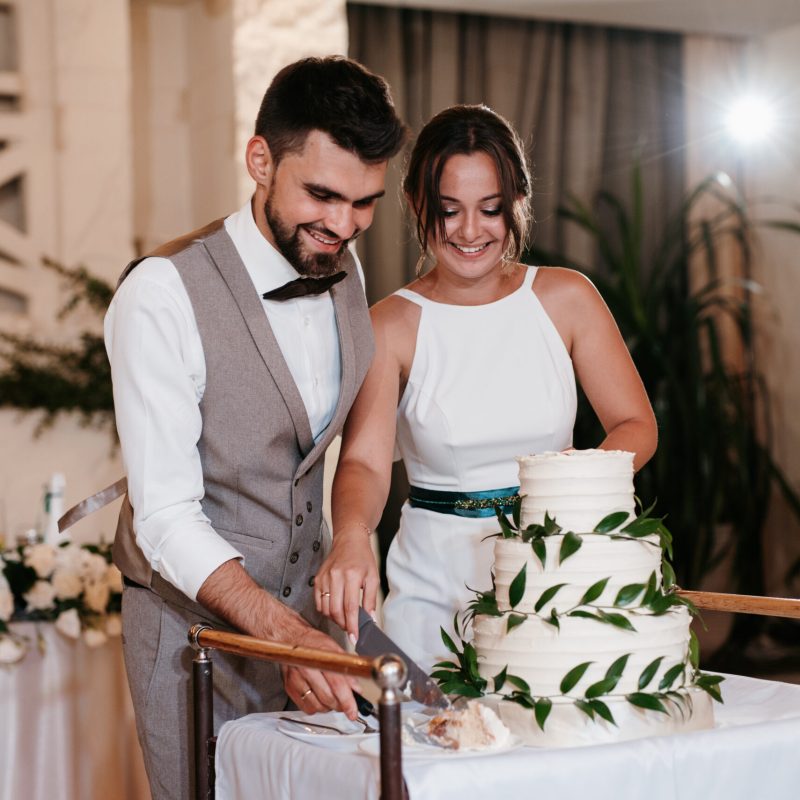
top-left (320, 591), bottom-right (331, 599)
top-left (301, 688), bottom-right (313, 700)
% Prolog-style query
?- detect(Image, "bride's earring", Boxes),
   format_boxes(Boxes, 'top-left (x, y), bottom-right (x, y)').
top-left (415, 250), bottom-right (428, 277)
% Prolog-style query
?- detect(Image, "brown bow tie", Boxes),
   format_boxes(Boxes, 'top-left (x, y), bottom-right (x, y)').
top-left (261, 270), bottom-right (347, 301)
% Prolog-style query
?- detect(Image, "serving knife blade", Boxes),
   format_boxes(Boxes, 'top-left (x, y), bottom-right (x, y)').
top-left (356, 608), bottom-right (450, 710)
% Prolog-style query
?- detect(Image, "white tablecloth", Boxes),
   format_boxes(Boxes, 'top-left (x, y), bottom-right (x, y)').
top-left (216, 673), bottom-right (800, 800)
top-left (0, 622), bottom-right (149, 800)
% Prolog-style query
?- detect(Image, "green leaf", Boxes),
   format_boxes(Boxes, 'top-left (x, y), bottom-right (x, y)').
top-left (453, 612), bottom-right (461, 640)
top-left (545, 608), bottom-right (561, 629)
top-left (605, 654), bottom-right (631, 683)
top-left (614, 583), bottom-right (645, 607)
top-left (531, 538), bottom-right (547, 568)
top-left (578, 577), bottom-right (610, 606)
top-left (585, 677), bottom-right (618, 699)
top-left (495, 506), bottom-right (517, 538)
top-left (534, 583), bottom-right (567, 613)
top-left (688, 629), bottom-right (700, 669)
top-left (508, 563), bottom-right (527, 609)
top-left (506, 613), bottom-right (527, 634)
top-left (641, 572), bottom-right (658, 606)
top-left (626, 692), bottom-right (668, 714)
top-left (575, 699), bottom-right (595, 719)
top-left (560, 661), bottom-right (593, 694)
top-left (507, 692), bottom-right (535, 709)
top-left (440, 627), bottom-right (458, 655)
top-left (638, 656), bottom-right (664, 690)
top-left (589, 699), bottom-right (617, 725)
top-left (543, 512), bottom-right (562, 535)
top-left (597, 611), bottom-right (637, 632)
top-left (567, 609), bottom-right (601, 621)
top-left (534, 697), bottom-right (552, 731)
top-left (621, 517), bottom-right (663, 537)
top-left (431, 660), bottom-right (459, 670)
top-left (658, 663), bottom-right (685, 691)
top-left (493, 666), bottom-right (507, 692)
top-left (506, 674), bottom-right (531, 693)
top-left (594, 511), bottom-right (629, 532)
top-left (696, 673), bottom-right (724, 703)
top-left (512, 495), bottom-right (522, 530)
top-left (661, 560), bottom-right (676, 590)
top-left (559, 531), bottom-right (583, 565)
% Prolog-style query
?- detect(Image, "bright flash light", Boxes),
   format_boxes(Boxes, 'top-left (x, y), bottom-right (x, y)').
top-left (725, 95), bottom-right (776, 144)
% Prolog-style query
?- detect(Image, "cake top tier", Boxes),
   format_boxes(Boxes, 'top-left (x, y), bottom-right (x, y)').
top-left (516, 449), bottom-right (635, 532)
top-left (517, 448), bottom-right (634, 474)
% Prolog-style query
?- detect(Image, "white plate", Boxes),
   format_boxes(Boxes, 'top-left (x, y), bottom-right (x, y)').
top-left (358, 733), bottom-right (523, 759)
top-left (276, 711), bottom-right (377, 750)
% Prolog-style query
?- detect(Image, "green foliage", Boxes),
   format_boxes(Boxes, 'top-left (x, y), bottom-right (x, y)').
top-left (0, 259), bottom-right (116, 432)
top-left (526, 168), bottom-right (800, 606)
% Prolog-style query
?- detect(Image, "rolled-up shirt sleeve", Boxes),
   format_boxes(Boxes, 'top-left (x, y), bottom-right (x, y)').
top-left (104, 257), bottom-right (243, 601)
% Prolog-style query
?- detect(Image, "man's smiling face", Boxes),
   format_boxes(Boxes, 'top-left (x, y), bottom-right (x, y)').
top-left (262, 130), bottom-right (388, 277)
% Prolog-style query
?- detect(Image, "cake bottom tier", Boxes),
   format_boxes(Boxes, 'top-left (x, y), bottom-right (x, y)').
top-left (485, 689), bottom-right (714, 748)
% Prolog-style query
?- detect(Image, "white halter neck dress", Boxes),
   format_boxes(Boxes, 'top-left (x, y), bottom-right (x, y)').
top-left (383, 266), bottom-right (577, 672)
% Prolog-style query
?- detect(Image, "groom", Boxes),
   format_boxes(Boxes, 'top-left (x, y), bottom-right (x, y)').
top-left (105, 56), bottom-right (406, 799)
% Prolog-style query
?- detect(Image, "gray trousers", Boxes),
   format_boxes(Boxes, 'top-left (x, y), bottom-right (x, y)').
top-left (121, 584), bottom-right (285, 800)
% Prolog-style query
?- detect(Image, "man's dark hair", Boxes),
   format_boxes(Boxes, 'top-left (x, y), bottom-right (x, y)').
top-left (255, 56), bottom-right (407, 165)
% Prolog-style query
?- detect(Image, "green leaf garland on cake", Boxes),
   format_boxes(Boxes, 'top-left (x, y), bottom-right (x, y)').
top-left (433, 490), bottom-right (724, 733)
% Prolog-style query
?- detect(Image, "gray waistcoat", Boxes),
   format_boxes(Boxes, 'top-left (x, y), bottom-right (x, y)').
top-left (112, 220), bottom-right (374, 626)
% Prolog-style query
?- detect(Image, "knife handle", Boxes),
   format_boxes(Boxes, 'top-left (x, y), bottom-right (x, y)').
top-left (354, 691), bottom-right (376, 718)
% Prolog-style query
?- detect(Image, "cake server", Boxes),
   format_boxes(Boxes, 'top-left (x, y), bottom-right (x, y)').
top-left (356, 608), bottom-right (450, 710)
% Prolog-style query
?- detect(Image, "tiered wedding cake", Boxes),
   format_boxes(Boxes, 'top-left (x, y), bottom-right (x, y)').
top-left (439, 449), bottom-right (720, 747)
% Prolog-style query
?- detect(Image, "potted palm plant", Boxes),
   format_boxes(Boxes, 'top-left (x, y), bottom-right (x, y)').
top-left (526, 166), bottom-right (800, 668)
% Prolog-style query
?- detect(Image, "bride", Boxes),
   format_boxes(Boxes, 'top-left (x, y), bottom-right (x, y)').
top-left (314, 105), bottom-right (657, 672)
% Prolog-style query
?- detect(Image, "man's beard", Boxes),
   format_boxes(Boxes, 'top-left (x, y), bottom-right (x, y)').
top-left (264, 197), bottom-right (356, 278)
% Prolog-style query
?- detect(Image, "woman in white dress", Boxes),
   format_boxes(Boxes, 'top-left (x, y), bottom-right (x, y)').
top-left (315, 105), bottom-right (657, 672)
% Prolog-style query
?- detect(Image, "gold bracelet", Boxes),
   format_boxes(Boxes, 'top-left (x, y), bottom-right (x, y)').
top-left (339, 522), bottom-right (372, 537)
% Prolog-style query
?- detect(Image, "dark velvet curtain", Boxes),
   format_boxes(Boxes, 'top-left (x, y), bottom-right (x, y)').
top-left (346, 2), bottom-right (686, 590)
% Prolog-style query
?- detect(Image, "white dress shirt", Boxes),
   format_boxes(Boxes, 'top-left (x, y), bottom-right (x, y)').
top-left (104, 201), bottom-right (364, 601)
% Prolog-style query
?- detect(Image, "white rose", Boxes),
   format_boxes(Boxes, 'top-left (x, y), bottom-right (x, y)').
top-left (51, 568), bottom-right (83, 600)
top-left (83, 627), bottom-right (108, 648)
top-left (0, 635), bottom-right (26, 664)
top-left (55, 544), bottom-right (84, 573)
top-left (24, 543), bottom-right (57, 579)
top-left (0, 574), bottom-right (13, 622)
top-left (80, 552), bottom-right (109, 584)
top-left (55, 608), bottom-right (81, 639)
top-left (84, 580), bottom-right (110, 614)
top-left (106, 564), bottom-right (123, 594)
top-left (24, 580), bottom-right (57, 611)
top-left (105, 613), bottom-right (122, 637)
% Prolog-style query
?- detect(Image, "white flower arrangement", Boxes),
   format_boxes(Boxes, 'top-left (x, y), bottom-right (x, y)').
top-left (0, 541), bottom-right (122, 665)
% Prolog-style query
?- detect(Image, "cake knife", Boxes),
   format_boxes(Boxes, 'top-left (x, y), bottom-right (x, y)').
top-left (356, 608), bottom-right (450, 710)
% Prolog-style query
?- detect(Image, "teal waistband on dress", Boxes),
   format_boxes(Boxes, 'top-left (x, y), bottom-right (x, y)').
top-left (407, 485), bottom-right (520, 518)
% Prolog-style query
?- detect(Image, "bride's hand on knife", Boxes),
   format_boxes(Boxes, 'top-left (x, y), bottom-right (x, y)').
top-left (315, 527), bottom-right (380, 646)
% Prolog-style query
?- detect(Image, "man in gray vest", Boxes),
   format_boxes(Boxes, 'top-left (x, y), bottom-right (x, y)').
top-left (104, 56), bottom-right (406, 799)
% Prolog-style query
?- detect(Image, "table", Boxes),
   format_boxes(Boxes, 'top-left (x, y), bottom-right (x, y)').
top-left (0, 622), bottom-right (149, 800)
top-left (215, 673), bottom-right (800, 799)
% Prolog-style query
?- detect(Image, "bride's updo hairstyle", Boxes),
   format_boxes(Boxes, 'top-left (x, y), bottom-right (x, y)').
top-left (403, 105), bottom-right (532, 265)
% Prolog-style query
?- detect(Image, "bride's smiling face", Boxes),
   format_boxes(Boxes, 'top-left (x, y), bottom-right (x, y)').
top-left (427, 151), bottom-right (509, 281)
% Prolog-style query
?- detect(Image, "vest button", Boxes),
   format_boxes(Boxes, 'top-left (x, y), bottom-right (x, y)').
top-left (306, 501), bottom-right (313, 512)
top-left (308, 575), bottom-right (315, 587)
top-left (282, 586), bottom-right (291, 598)
top-left (295, 514), bottom-right (304, 526)
top-left (289, 552), bottom-right (299, 564)
top-left (312, 541), bottom-right (321, 552)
